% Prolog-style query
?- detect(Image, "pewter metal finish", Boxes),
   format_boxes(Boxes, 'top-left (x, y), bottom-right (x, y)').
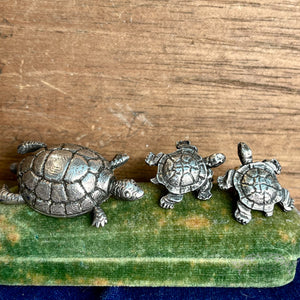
top-left (146, 140), bottom-right (226, 209)
top-left (0, 141), bottom-right (144, 228)
top-left (218, 142), bottom-right (294, 225)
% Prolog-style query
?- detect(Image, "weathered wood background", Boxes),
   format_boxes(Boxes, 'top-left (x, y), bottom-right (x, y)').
top-left (0, 0), bottom-right (299, 208)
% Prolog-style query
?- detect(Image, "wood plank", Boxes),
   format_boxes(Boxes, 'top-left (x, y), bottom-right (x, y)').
top-left (0, 1), bottom-right (299, 208)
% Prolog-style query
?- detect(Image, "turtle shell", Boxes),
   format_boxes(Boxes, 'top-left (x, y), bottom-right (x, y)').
top-left (233, 162), bottom-right (283, 210)
top-left (17, 143), bottom-right (113, 217)
top-left (156, 148), bottom-right (208, 194)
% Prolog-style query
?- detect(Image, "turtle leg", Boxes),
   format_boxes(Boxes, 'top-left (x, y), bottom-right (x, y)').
top-left (279, 188), bottom-right (294, 212)
top-left (217, 170), bottom-right (235, 190)
top-left (92, 206), bottom-right (108, 228)
top-left (109, 154), bottom-right (129, 170)
top-left (160, 193), bottom-right (183, 209)
top-left (234, 201), bottom-right (252, 225)
top-left (17, 141), bottom-right (47, 154)
top-left (197, 169), bottom-right (213, 200)
top-left (145, 152), bottom-right (164, 166)
top-left (264, 204), bottom-right (275, 217)
top-left (0, 185), bottom-right (25, 204)
top-left (145, 152), bottom-right (164, 183)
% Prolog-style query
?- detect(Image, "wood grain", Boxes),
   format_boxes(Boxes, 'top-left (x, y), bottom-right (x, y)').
top-left (0, 0), bottom-right (299, 208)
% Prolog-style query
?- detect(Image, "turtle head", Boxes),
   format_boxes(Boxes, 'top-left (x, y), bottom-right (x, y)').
top-left (204, 153), bottom-right (226, 168)
top-left (111, 179), bottom-right (144, 201)
top-left (176, 140), bottom-right (198, 152)
top-left (238, 142), bottom-right (253, 165)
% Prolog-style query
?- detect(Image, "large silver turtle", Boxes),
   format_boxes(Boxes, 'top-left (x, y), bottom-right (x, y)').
top-left (145, 141), bottom-right (226, 209)
top-left (218, 142), bottom-right (294, 224)
top-left (0, 141), bottom-right (144, 228)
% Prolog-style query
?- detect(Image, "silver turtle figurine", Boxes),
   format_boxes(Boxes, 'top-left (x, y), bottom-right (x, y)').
top-left (145, 140), bottom-right (226, 209)
top-left (0, 141), bottom-right (144, 228)
top-left (218, 142), bottom-right (294, 224)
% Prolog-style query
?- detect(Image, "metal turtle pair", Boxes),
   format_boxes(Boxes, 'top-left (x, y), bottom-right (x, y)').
top-left (0, 141), bottom-right (144, 228)
top-left (146, 141), bottom-right (294, 224)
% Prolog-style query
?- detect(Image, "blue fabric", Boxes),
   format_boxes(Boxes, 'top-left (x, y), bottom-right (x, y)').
top-left (0, 260), bottom-right (299, 300)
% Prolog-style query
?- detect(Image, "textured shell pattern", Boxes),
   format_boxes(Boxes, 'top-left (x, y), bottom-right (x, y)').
top-left (17, 144), bottom-right (112, 217)
top-left (233, 162), bottom-right (283, 210)
top-left (156, 148), bottom-right (208, 194)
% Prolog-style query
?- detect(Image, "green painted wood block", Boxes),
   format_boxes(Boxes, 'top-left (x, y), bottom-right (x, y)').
top-left (0, 183), bottom-right (299, 287)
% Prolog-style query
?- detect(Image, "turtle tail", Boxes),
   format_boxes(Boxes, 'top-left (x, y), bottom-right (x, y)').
top-left (17, 141), bottom-right (47, 154)
top-left (10, 162), bottom-right (18, 174)
top-left (204, 153), bottom-right (226, 168)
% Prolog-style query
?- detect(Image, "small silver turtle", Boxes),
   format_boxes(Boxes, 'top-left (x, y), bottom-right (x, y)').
top-left (0, 141), bottom-right (144, 228)
top-left (145, 140), bottom-right (226, 209)
top-left (218, 142), bottom-right (294, 224)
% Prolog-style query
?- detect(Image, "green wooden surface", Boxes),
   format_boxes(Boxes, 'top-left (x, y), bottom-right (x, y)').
top-left (0, 183), bottom-right (299, 287)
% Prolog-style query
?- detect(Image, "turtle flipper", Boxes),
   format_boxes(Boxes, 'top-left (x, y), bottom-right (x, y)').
top-left (109, 154), bottom-right (129, 170)
top-left (145, 152), bottom-right (164, 166)
top-left (217, 169), bottom-right (235, 190)
top-left (204, 153), bottom-right (226, 168)
top-left (0, 185), bottom-right (25, 204)
top-left (17, 141), bottom-right (47, 154)
top-left (279, 188), bottom-right (294, 212)
top-left (264, 204), bottom-right (275, 217)
top-left (160, 193), bottom-right (183, 209)
top-left (197, 169), bottom-right (213, 200)
top-left (150, 177), bottom-right (159, 184)
top-left (235, 202), bottom-right (252, 225)
top-left (92, 206), bottom-right (108, 228)
top-left (197, 188), bottom-right (212, 200)
top-left (197, 182), bottom-right (213, 200)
